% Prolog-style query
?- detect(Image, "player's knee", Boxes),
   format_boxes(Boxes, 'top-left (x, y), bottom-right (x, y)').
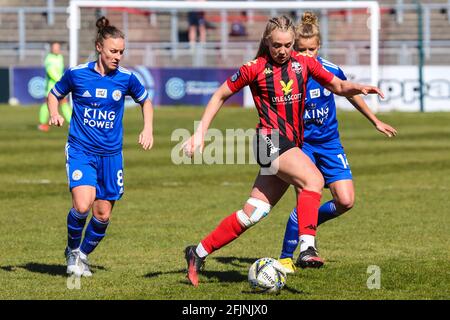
top-left (294, 174), bottom-right (324, 194)
top-left (309, 174), bottom-right (325, 192)
top-left (73, 202), bottom-right (92, 215)
top-left (93, 209), bottom-right (111, 223)
top-left (336, 196), bottom-right (354, 213)
top-left (94, 213), bottom-right (110, 223)
top-left (237, 198), bottom-right (272, 228)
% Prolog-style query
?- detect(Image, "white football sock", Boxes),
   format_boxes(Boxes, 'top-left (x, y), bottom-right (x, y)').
top-left (195, 243), bottom-right (209, 258)
top-left (299, 235), bottom-right (315, 252)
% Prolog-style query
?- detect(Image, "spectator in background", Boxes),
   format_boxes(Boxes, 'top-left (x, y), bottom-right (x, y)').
top-left (229, 11), bottom-right (247, 37)
top-left (38, 42), bottom-right (71, 132)
top-left (188, 0), bottom-right (207, 44)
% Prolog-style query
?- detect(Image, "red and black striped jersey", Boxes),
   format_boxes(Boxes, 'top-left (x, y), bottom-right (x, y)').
top-left (227, 51), bottom-right (334, 147)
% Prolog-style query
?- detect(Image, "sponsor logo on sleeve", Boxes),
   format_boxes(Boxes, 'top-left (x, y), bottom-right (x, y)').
top-left (231, 70), bottom-right (241, 83)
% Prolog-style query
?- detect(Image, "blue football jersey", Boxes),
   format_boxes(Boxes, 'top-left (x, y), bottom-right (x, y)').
top-left (51, 61), bottom-right (148, 155)
top-left (303, 56), bottom-right (347, 143)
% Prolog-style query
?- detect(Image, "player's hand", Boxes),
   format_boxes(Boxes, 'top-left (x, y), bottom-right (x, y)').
top-left (360, 85), bottom-right (385, 99)
top-left (139, 129), bottom-right (153, 150)
top-left (49, 114), bottom-right (64, 127)
top-left (181, 131), bottom-right (204, 158)
top-left (375, 121), bottom-right (397, 138)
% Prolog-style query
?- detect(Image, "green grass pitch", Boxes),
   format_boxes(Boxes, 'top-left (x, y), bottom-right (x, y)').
top-left (0, 104), bottom-right (448, 300)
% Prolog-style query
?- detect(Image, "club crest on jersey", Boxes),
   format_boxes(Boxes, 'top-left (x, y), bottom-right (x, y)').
top-left (280, 79), bottom-right (294, 95)
top-left (96, 88), bottom-right (108, 98)
top-left (323, 88), bottom-right (331, 96)
top-left (291, 61), bottom-right (302, 74)
top-left (112, 90), bottom-right (122, 101)
top-left (231, 70), bottom-right (241, 83)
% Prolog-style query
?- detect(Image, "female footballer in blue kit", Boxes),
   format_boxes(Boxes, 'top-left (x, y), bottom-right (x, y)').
top-left (278, 12), bottom-right (397, 273)
top-left (47, 17), bottom-right (154, 277)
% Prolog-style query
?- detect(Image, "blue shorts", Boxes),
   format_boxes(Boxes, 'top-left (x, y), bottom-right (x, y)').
top-left (65, 143), bottom-right (124, 200)
top-left (302, 138), bottom-right (353, 186)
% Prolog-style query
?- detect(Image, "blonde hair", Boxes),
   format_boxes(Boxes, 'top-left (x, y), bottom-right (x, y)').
top-left (255, 15), bottom-right (296, 58)
top-left (296, 11), bottom-right (321, 45)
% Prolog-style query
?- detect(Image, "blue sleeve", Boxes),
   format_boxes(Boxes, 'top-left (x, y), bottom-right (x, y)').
top-left (128, 73), bottom-right (148, 104)
top-left (51, 69), bottom-right (73, 99)
top-left (337, 67), bottom-right (347, 81)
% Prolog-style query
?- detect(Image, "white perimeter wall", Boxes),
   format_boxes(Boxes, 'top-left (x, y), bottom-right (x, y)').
top-left (244, 66), bottom-right (450, 112)
top-left (336, 66), bottom-right (450, 112)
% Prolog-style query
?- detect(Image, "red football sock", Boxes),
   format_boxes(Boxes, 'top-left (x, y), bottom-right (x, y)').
top-left (297, 189), bottom-right (321, 236)
top-left (200, 211), bottom-right (246, 254)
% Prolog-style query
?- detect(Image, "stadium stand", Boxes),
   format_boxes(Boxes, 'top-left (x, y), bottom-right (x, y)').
top-left (0, 0), bottom-right (449, 67)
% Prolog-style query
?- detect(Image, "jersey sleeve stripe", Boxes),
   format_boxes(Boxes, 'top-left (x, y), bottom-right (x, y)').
top-left (137, 90), bottom-right (148, 102)
top-left (51, 87), bottom-right (62, 98)
top-left (118, 66), bottom-right (132, 75)
top-left (321, 59), bottom-right (339, 70)
top-left (70, 62), bottom-right (89, 71)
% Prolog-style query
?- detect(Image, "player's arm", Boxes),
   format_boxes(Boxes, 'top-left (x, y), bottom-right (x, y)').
top-left (324, 76), bottom-right (384, 98)
top-left (47, 69), bottom-right (72, 127)
top-left (47, 91), bottom-right (65, 127)
top-left (183, 62), bottom-right (255, 157)
top-left (182, 82), bottom-right (234, 156)
top-left (138, 98), bottom-right (154, 150)
top-left (346, 95), bottom-right (397, 138)
top-left (305, 55), bottom-right (384, 99)
top-left (127, 73), bottom-right (154, 150)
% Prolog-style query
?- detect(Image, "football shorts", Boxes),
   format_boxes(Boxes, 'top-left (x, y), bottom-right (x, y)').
top-left (301, 138), bottom-right (353, 186)
top-left (253, 129), bottom-right (297, 168)
top-left (65, 143), bottom-right (124, 200)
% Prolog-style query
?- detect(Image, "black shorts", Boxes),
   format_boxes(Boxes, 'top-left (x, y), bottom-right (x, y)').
top-left (188, 11), bottom-right (206, 27)
top-left (253, 130), bottom-right (297, 168)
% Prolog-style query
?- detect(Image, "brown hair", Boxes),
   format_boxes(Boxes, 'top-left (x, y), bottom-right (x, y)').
top-left (95, 16), bottom-right (125, 51)
top-left (296, 11), bottom-right (321, 47)
top-left (255, 15), bottom-right (296, 58)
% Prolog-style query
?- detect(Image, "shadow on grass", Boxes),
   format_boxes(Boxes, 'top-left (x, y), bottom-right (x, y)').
top-left (145, 256), bottom-right (299, 288)
top-left (213, 256), bottom-right (260, 268)
top-left (241, 285), bottom-right (304, 295)
top-left (144, 268), bottom-right (247, 285)
top-left (0, 262), bottom-right (106, 277)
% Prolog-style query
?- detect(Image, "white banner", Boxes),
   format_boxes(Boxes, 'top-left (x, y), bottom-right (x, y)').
top-left (243, 65), bottom-right (450, 112)
top-left (337, 65), bottom-right (450, 112)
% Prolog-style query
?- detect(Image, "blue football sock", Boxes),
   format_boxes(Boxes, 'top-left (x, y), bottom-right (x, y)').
top-left (280, 208), bottom-right (300, 259)
top-left (67, 208), bottom-right (89, 250)
top-left (80, 216), bottom-right (109, 255)
top-left (318, 200), bottom-right (339, 225)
